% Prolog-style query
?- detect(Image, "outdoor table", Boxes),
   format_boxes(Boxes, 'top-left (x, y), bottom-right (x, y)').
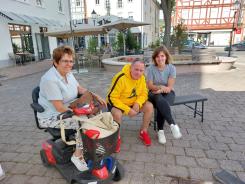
top-left (75, 52), bottom-right (86, 67)
top-left (15, 52), bottom-right (31, 64)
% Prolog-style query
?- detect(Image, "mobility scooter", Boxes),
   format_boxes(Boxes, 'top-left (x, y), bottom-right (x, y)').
top-left (30, 87), bottom-right (124, 184)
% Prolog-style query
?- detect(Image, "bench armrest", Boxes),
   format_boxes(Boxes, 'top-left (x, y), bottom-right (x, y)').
top-left (30, 103), bottom-right (44, 113)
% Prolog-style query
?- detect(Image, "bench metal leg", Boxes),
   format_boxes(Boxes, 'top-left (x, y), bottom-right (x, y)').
top-left (194, 102), bottom-right (197, 118)
top-left (184, 101), bottom-right (205, 122)
top-left (201, 101), bottom-right (204, 122)
top-left (154, 108), bottom-right (157, 131)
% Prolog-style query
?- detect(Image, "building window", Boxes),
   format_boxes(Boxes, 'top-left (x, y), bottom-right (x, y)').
top-left (76, 0), bottom-right (80, 6)
top-left (118, 0), bottom-right (123, 8)
top-left (36, 0), bottom-right (42, 6)
top-left (8, 24), bottom-right (31, 32)
top-left (58, 0), bottom-right (63, 12)
top-left (96, 0), bottom-right (99, 4)
top-left (40, 27), bottom-right (48, 33)
top-left (128, 12), bottom-right (133, 19)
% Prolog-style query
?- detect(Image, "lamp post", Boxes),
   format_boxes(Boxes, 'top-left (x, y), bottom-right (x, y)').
top-left (228, 0), bottom-right (240, 57)
top-left (91, 9), bottom-right (97, 26)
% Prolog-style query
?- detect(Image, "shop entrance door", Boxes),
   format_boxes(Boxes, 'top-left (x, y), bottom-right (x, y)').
top-left (35, 33), bottom-right (50, 60)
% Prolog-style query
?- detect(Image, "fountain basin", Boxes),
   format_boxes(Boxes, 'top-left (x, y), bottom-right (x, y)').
top-left (102, 55), bottom-right (236, 74)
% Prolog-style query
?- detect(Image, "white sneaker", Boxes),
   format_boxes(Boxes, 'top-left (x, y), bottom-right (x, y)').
top-left (157, 130), bottom-right (166, 144)
top-left (71, 155), bottom-right (89, 172)
top-left (0, 164), bottom-right (5, 181)
top-left (170, 124), bottom-right (182, 139)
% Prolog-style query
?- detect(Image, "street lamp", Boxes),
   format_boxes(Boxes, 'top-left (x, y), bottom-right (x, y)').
top-left (228, 0), bottom-right (240, 57)
top-left (91, 9), bottom-right (97, 26)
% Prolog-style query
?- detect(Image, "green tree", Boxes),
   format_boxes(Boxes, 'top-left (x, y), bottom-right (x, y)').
top-left (171, 22), bottom-right (188, 52)
top-left (160, 0), bottom-right (175, 48)
top-left (87, 37), bottom-right (98, 53)
top-left (12, 43), bottom-right (19, 53)
top-left (116, 32), bottom-right (124, 53)
top-left (125, 29), bottom-right (137, 50)
top-left (149, 39), bottom-right (161, 49)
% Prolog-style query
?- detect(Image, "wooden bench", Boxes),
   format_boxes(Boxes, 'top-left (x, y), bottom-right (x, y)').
top-left (153, 94), bottom-right (208, 130)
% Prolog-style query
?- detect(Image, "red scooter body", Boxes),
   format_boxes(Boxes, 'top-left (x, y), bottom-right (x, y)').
top-left (72, 103), bottom-right (95, 116)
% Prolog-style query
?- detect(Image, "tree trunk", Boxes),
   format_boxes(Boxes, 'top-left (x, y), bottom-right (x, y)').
top-left (161, 0), bottom-right (173, 48)
top-left (164, 13), bottom-right (171, 48)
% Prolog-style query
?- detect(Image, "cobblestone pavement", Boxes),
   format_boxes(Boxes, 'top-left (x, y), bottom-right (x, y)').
top-left (0, 61), bottom-right (245, 184)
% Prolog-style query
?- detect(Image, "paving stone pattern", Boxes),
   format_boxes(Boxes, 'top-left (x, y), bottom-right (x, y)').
top-left (0, 62), bottom-right (245, 184)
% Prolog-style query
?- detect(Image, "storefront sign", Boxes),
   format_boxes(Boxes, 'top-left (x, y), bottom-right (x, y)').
top-left (235, 28), bottom-right (241, 34)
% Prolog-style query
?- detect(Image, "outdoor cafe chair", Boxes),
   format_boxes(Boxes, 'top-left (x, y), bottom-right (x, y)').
top-left (8, 53), bottom-right (22, 65)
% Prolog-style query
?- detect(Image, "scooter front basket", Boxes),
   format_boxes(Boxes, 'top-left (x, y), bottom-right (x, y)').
top-left (81, 127), bottom-right (119, 164)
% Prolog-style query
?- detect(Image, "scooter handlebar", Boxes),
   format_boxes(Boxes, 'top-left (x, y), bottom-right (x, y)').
top-left (57, 110), bottom-right (74, 120)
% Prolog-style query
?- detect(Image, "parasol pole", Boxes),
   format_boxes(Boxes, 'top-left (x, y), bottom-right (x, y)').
top-left (123, 32), bottom-right (126, 55)
top-left (68, 0), bottom-right (79, 73)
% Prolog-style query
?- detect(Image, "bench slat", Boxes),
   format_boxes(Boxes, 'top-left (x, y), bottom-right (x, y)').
top-left (173, 94), bottom-right (207, 106)
top-left (153, 94), bottom-right (208, 130)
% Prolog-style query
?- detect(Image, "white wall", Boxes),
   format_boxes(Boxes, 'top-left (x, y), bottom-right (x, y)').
top-left (210, 32), bottom-right (230, 46)
top-left (0, 0), bottom-right (70, 68)
top-left (48, 37), bottom-right (58, 56)
top-left (0, 21), bottom-right (14, 64)
top-left (86, 0), bottom-right (143, 21)
top-left (142, 0), bottom-right (159, 47)
top-left (85, 0), bottom-right (159, 47)
top-left (0, 0), bottom-right (70, 26)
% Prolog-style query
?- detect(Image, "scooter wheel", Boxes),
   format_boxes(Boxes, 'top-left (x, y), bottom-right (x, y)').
top-left (113, 161), bottom-right (124, 182)
top-left (40, 150), bottom-right (51, 167)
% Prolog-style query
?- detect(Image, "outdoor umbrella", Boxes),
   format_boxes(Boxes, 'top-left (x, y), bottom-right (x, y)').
top-left (45, 25), bottom-right (107, 73)
top-left (102, 19), bottom-right (150, 55)
top-left (45, 25), bottom-right (107, 38)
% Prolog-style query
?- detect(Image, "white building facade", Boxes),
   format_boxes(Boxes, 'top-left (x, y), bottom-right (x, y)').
top-left (0, 0), bottom-right (70, 68)
top-left (70, 0), bottom-right (160, 48)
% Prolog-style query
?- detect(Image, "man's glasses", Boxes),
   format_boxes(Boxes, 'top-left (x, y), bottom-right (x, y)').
top-left (60, 59), bottom-right (74, 64)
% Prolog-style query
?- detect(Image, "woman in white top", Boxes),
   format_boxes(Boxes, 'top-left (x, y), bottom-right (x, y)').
top-left (37, 46), bottom-right (106, 171)
top-left (146, 46), bottom-right (182, 144)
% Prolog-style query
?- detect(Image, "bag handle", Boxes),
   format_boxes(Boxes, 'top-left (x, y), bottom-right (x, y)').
top-left (58, 115), bottom-right (77, 145)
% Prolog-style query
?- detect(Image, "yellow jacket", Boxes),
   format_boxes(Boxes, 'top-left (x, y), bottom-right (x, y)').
top-left (106, 64), bottom-right (148, 115)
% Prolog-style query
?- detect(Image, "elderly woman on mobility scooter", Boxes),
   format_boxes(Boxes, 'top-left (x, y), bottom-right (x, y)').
top-left (37, 45), bottom-right (106, 171)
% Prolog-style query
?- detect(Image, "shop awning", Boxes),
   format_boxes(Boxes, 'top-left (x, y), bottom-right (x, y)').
top-left (0, 10), bottom-right (63, 27)
top-left (0, 11), bottom-right (13, 21)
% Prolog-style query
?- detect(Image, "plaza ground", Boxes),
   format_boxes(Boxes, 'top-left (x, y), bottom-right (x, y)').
top-left (0, 50), bottom-right (244, 184)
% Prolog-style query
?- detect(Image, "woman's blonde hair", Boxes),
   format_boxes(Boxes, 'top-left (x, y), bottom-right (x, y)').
top-left (152, 45), bottom-right (172, 66)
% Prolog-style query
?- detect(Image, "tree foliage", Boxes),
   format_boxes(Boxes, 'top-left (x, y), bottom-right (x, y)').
top-left (87, 36), bottom-right (98, 53)
top-left (149, 39), bottom-right (161, 49)
top-left (113, 30), bottom-right (140, 54)
top-left (125, 29), bottom-right (138, 50)
top-left (171, 22), bottom-right (188, 52)
top-left (116, 32), bottom-right (124, 52)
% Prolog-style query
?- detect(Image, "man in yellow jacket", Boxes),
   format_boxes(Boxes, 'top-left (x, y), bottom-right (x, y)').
top-left (107, 60), bottom-right (153, 150)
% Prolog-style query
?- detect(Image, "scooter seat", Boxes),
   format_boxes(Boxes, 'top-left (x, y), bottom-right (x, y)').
top-left (47, 128), bottom-right (76, 140)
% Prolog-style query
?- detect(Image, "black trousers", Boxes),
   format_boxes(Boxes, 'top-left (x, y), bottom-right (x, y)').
top-left (148, 91), bottom-right (175, 130)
